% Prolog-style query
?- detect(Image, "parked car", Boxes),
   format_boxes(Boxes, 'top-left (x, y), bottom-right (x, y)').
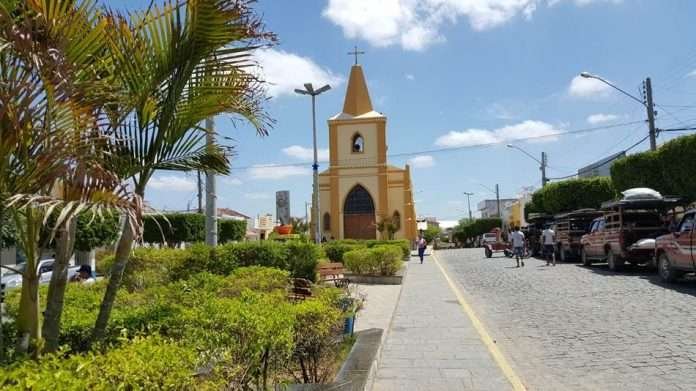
top-left (654, 209), bottom-right (695, 282)
top-left (1, 259), bottom-right (80, 289)
top-left (580, 197), bottom-right (681, 270)
top-left (554, 209), bottom-right (603, 262)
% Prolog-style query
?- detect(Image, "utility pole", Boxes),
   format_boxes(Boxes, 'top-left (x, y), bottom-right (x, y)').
top-left (197, 170), bottom-right (203, 214)
top-left (541, 152), bottom-right (548, 187)
top-left (495, 184), bottom-right (501, 218)
top-left (463, 192), bottom-right (473, 221)
top-left (205, 118), bottom-right (218, 246)
top-left (644, 78), bottom-right (657, 151)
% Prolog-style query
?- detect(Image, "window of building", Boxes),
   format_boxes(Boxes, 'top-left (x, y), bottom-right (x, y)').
top-left (352, 134), bottom-right (364, 153)
top-left (323, 212), bottom-right (331, 231)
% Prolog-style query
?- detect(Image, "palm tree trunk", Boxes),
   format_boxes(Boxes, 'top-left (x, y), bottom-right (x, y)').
top-left (15, 208), bottom-right (41, 357)
top-left (91, 212), bottom-right (135, 344)
top-left (42, 217), bottom-right (77, 352)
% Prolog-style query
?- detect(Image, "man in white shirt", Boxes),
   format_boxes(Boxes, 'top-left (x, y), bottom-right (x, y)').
top-left (542, 226), bottom-right (556, 266)
top-left (510, 227), bottom-right (526, 267)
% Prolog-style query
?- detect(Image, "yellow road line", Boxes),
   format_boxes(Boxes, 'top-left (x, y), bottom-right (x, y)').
top-left (432, 252), bottom-right (527, 391)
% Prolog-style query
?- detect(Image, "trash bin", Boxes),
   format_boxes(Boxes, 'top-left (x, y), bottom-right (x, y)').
top-left (343, 314), bottom-right (355, 336)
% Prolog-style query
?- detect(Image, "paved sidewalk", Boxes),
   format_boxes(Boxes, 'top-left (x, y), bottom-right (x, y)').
top-left (371, 253), bottom-right (514, 391)
top-left (353, 283), bottom-right (402, 333)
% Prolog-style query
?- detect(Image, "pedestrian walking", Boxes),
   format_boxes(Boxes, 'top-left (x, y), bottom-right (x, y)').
top-left (542, 225), bottom-right (556, 266)
top-left (510, 227), bottom-right (526, 267)
top-left (417, 236), bottom-right (427, 264)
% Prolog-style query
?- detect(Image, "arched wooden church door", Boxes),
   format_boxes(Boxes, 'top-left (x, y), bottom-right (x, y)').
top-left (343, 185), bottom-right (376, 239)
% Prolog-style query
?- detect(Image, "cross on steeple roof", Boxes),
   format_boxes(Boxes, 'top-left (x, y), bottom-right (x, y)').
top-left (347, 45), bottom-right (365, 65)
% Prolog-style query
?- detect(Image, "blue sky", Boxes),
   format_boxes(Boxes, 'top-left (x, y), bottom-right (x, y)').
top-left (109, 0), bottom-right (696, 222)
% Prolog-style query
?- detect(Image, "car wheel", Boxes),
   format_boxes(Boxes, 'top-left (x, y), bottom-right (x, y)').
top-left (658, 253), bottom-right (682, 283)
top-left (607, 250), bottom-right (623, 271)
top-left (485, 248), bottom-right (492, 258)
top-left (581, 247), bottom-right (592, 266)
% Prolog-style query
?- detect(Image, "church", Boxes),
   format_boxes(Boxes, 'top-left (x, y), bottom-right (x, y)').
top-left (318, 62), bottom-right (417, 241)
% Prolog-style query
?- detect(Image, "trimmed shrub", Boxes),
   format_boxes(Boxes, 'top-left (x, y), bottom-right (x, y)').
top-left (365, 239), bottom-right (410, 259)
top-left (0, 336), bottom-right (202, 390)
top-left (285, 240), bottom-right (322, 281)
top-left (343, 245), bottom-right (403, 276)
top-left (225, 241), bottom-right (289, 269)
top-left (529, 177), bottom-right (615, 215)
top-left (219, 219), bottom-right (247, 243)
top-left (100, 248), bottom-right (190, 291)
top-left (142, 213), bottom-right (205, 245)
top-left (74, 211), bottom-right (121, 252)
top-left (323, 242), bottom-right (366, 262)
top-left (219, 266), bottom-right (290, 297)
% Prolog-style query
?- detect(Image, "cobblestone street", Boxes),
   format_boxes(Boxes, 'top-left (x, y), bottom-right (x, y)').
top-left (438, 248), bottom-right (696, 391)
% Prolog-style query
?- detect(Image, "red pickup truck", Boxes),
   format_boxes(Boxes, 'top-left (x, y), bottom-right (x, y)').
top-left (654, 209), bottom-right (695, 282)
top-left (580, 198), bottom-right (681, 271)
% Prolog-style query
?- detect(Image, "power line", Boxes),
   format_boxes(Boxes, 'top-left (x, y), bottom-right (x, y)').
top-left (228, 120), bottom-right (645, 171)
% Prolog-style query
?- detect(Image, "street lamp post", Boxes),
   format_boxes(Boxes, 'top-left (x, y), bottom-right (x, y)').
top-left (295, 83), bottom-right (331, 244)
top-left (506, 144), bottom-right (548, 187)
top-left (580, 72), bottom-right (657, 151)
top-left (462, 192), bottom-right (473, 220)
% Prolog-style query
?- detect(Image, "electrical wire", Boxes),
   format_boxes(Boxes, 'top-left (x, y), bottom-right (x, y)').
top-left (228, 120), bottom-right (645, 171)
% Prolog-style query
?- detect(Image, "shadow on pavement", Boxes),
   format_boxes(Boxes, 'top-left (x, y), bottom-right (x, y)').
top-left (578, 263), bottom-right (696, 297)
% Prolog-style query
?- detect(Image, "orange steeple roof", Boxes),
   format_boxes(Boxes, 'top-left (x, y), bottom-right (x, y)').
top-left (342, 65), bottom-right (374, 116)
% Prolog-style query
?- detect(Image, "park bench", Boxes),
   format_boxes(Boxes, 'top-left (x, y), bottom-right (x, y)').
top-left (318, 262), bottom-right (350, 288)
top-left (288, 278), bottom-right (313, 301)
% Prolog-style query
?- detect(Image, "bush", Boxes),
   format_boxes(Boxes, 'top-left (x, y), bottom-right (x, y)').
top-left (365, 239), bottom-right (410, 259)
top-left (74, 211), bottom-right (121, 252)
top-left (143, 213), bottom-right (206, 245)
top-left (219, 219), bottom-right (247, 243)
top-left (343, 245), bottom-right (403, 276)
top-left (611, 134), bottom-right (696, 201)
top-left (225, 241), bottom-right (289, 270)
top-left (0, 336), bottom-right (202, 390)
top-left (219, 266), bottom-right (290, 297)
top-left (285, 241), bottom-right (322, 281)
top-left (323, 242), bottom-right (365, 262)
top-left (101, 247), bottom-right (191, 291)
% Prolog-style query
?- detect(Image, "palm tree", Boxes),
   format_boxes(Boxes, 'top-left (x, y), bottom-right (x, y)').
top-left (91, 0), bottom-right (274, 342)
top-left (0, 0), bottom-right (139, 355)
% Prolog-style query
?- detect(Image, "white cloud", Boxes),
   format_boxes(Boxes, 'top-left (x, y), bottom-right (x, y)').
top-left (222, 177), bottom-right (243, 186)
top-left (408, 155), bottom-right (435, 168)
top-left (255, 48), bottom-right (343, 98)
top-left (434, 120), bottom-right (562, 147)
top-left (687, 69), bottom-right (696, 78)
top-left (323, 0), bottom-right (620, 51)
top-left (568, 75), bottom-right (611, 98)
top-left (148, 175), bottom-right (196, 192)
top-left (586, 113), bottom-right (619, 124)
top-left (405, 73), bottom-right (415, 80)
top-left (282, 145), bottom-right (330, 162)
top-left (248, 164), bottom-right (310, 180)
top-left (244, 192), bottom-right (271, 200)
top-left (550, 0), bottom-right (622, 6)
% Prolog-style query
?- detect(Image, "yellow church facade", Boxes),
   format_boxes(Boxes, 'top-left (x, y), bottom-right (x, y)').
top-left (318, 64), bottom-right (417, 241)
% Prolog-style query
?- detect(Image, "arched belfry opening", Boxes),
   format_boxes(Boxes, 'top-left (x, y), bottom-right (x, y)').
top-left (352, 133), bottom-right (364, 153)
top-left (343, 184), bottom-right (376, 239)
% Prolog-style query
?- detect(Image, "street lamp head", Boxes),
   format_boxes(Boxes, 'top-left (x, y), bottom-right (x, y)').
top-left (294, 88), bottom-right (309, 95)
top-left (303, 83), bottom-right (314, 93)
top-left (315, 84), bottom-right (331, 94)
top-left (580, 71), bottom-right (593, 79)
top-left (506, 144), bottom-right (514, 148)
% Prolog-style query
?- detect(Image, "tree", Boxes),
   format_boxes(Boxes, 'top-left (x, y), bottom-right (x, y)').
top-left (529, 177), bottom-right (615, 215)
top-left (0, 0), bottom-right (138, 355)
top-left (422, 226), bottom-right (441, 243)
top-left (92, 0), bottom-right (275, 343)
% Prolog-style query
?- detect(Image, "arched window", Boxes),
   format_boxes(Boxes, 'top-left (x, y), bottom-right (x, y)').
top-left (392, 211), bottom-right (401, 231)
top-left (323, 212), bottom-right (331, 231)
top-left (352, 133), bottom-right (364, 153)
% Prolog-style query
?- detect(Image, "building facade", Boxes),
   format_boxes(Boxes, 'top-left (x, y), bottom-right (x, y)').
top-left (478, 199), bottom-right (517, 218)
top-left (318, 63), bottom-right (417, 241)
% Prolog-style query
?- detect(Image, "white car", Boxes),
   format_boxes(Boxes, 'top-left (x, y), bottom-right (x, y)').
top-left (1, 260), bottom-right (80, 289)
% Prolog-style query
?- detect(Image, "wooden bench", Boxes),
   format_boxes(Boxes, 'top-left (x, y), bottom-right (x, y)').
top-left (318, 262), bottom-right (350, 288)
top-left (288, 278), bottom-right (313, 301)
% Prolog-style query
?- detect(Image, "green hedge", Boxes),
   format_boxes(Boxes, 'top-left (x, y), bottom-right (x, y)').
top-left (528, 177), bottom-right (615, 215)
top-left (611, 134), bottom-right (696, 201)
top-left (219, 219), bottom-right (246, 243)
top-left (100, 241), bottom-right (322, 288)
top-left (323, 239), bottom-right (410, 262)
top-left (75, 212), bottom-right (121, 252)
top-left (143, 213), bottom-right (205, 245)
top-left (1, 267), bottom-right (347, 389)
top-left (453, 218), bottom-right (502, 242)
top-left (343, 245), bottom-right (403, 276)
